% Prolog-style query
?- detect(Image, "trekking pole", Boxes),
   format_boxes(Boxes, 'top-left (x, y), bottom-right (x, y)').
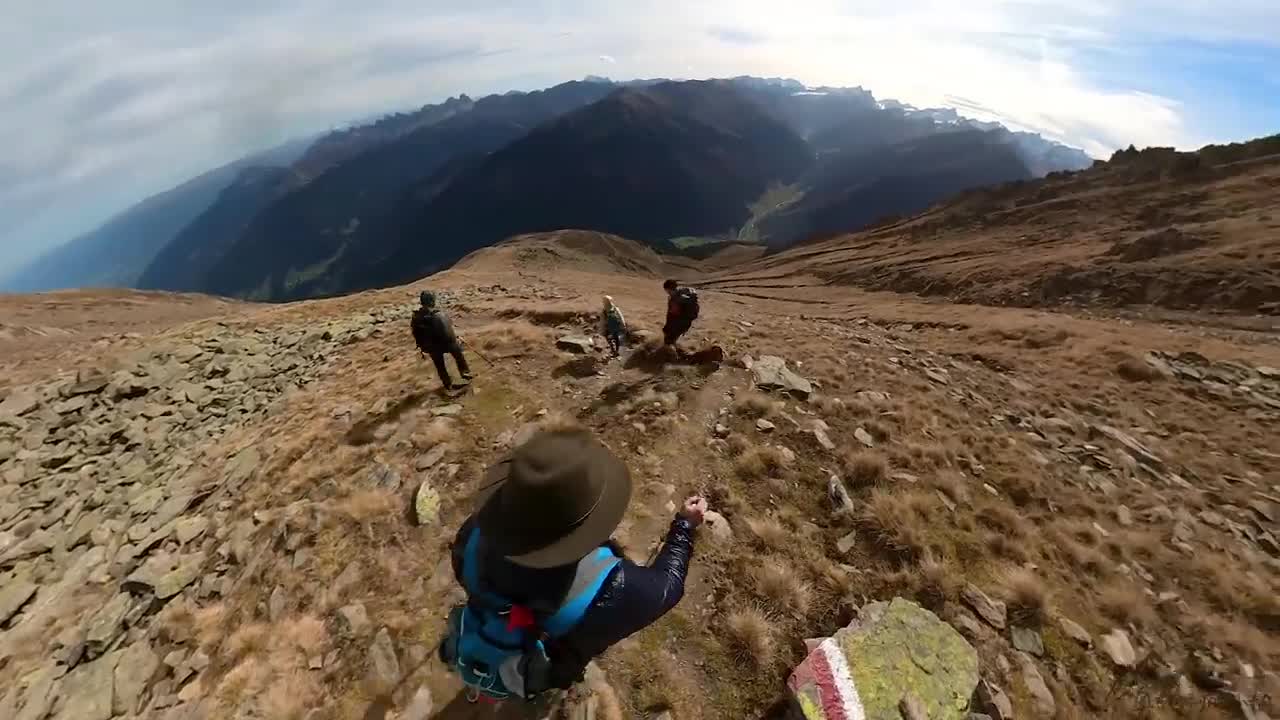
top-left (460, 338), bottom-right (494, 368)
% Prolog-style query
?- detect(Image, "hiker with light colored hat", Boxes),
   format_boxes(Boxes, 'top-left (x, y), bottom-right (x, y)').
top-left (439, 428), bottom-right (707, 706)
top-left (600, 295), bottom-right (626, 357)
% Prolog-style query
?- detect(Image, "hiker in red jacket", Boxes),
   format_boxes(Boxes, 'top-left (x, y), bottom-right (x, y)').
top-left (662, 279), bottom-right (700, 348)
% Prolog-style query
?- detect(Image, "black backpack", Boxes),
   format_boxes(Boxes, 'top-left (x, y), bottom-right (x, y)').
top-left (411, 308), bottom-right (445, 352)
top-left (676, 288), bottom-right (700, 321)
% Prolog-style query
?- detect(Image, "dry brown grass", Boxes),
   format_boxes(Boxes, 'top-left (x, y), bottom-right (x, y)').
top-left (753, 558), bottom-right (812, 616)
top-left (1098, 583), bottom-right (1157, 628)
top-left (411, 418), bottom-right (457, 450)
top-left (279, 615), bottom-right (328, 656)
top-left (842, 450), bottom-right (888, 488)
top-left (913, 552), bottom-right (960, 611)
top-left (1002, 567), bottom-right (1050, 627)
top-left (332, 489), bottom-right (398, 524)
top-left (225, 622), bottom-right (270, 659)
top-left (474, 321), bottom-right (550, 355)
top-left (537, 412), bottom-right (588, 433)
top-left (859, 489), bottom-right (936, 563)
top-left (262, 670), bottom-right (321, 720)
top-left (735, 445), bottom-right (789, 480)
top-left (976, 503), bottom-right (1029, 539)
top-left (929, 470), bottom-right (970, 506)
top-left (732, 392), bottom-right (777, 418)
top-left (904, 441), bottom-right (952, 469)
top-left (1059, 539), bottom-right (1110, 577)
top-left (745, 517), bottom-right (791, 552)
top-left (723, 607), bottom-right (775, 668)
top-left (863, 419), bottom-right (892, 442)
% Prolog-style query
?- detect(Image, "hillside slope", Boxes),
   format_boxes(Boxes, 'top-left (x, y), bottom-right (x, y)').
top-left (709, 136), bottom-right (1280, 313)
top-left (752, 128), bottom-right (1035, 249)
top-left (0, 232), bottom-right (1276, 720)
top-left (197, 82), bottom-right (618, 301)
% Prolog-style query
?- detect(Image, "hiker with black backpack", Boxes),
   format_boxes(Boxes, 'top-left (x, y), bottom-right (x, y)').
top-left (439, 428), bottom-right (706, 710)
top-left (410, 290), bottom-right (473, 391)
top-left (662, 278), bottom-right (699, 349)
top-left (600, 295), bottom-right (626, 357)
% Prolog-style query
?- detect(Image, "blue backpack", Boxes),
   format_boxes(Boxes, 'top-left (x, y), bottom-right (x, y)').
top-left (440, 528), bottom-right (620, 701)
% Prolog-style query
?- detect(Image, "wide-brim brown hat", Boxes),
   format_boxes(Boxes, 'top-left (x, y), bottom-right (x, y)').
top-left (474, 429), bottom-right (632, 569)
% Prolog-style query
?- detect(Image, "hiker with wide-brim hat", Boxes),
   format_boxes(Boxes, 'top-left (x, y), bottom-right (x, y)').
top-left (440, 428), bottom-right (707, 706)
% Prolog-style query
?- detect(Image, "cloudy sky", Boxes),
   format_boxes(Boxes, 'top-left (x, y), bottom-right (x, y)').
top-left (2, 0), bottom-right (1277, 274)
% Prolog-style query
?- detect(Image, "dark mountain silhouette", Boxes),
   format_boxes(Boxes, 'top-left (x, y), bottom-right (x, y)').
top-left (155, 82), bottom-right (616, 297)
top-left (47, 75), bottom-right (1095, 303)
top-left (276, 80), bottom-right (815, 297)
top-left (751, 129), bottom-right (1037, 248)
top-left (2, 138), bottom-right (310, 293)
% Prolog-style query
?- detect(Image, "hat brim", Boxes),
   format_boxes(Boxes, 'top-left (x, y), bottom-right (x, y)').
top-left (474, 445), bottom-right (632, 569)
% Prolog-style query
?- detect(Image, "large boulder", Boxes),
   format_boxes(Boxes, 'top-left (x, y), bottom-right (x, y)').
top-left (752, 356), bottom-right (813, 399)
top-left (788, 598), bottom-right (979, 720)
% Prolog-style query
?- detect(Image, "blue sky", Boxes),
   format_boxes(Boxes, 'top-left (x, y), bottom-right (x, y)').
top-left (1, 0), bottom-right (1277, 275)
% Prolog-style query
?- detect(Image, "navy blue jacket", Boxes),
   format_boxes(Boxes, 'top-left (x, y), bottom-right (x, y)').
top-left (450, 515), bottom-right (696, 689)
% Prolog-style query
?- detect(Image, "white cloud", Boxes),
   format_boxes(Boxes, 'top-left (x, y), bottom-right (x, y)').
top-left (1, 0), bottom-right (1276, 273)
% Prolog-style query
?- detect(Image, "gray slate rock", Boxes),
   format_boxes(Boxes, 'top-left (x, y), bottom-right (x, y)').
top-left (1058, 617), bottom-right (1092, 647)
top-left (1010, 626), bottom-right (1044, 656)
top-left (174, 516), bottom-right (209, 545)
top-left (701, 511), bottom-right (733, 545)
top-left (114, 640), bottom-right (160, 715)
top-left (811, 427), bottom-right (835, 452)
top-left (14, 662), bottom-right (65, 720)
top-left (751, 355), bottom-right (813, 399)
top-left (367, 627), bottom-right (402, 691)
top-left (827, 475), bottom-right (855, 515)
top-left (0, 571), bottom-right (37, 625)
top-left (402, 686), bottom-right (435, 720)
top-left (337, 603), bottom-right (372, 637)
top-left (961, 584), bottom-right (1007, 629)
top-left (1100, 628), bottom-right (1137, 668)
top-left (556, 336), bottom-right (595, 354)
top-left (269, 586), bottom-right (287, 622)
top-left (85, 592), bottom-right (133, 657)
top-left (415, 444), bottom-right (450, 471)
top-left (56, 649), bottom-right (119, 720)
top-left (125, 552), bottom-right (205, 599)
top-left (854, 427), bottom-right (875, 448)
top-left (974, 679), bottom-right (1012, 720)
top-left (0, 389), bottom-right (40, 417)
top-left (1016, 652), bottom-right (1055, 717)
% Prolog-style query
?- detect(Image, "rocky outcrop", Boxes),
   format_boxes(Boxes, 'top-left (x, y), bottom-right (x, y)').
top-left (788, 598), bottom-right (979, 719)
top-left (750, 355), bottom-right (813, 399)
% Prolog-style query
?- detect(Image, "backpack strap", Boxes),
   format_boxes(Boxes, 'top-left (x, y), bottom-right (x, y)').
top-left (542, 547), bottom-right (621, 637)
top-left (461, 529), bottom-right (621, 637)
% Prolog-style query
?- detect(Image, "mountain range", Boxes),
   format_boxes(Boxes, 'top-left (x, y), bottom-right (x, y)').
top-left (5, 76), bottom-right (1093, 299)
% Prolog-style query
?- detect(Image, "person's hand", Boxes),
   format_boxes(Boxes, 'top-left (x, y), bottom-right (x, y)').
top-left (679, 496), bottom-right (708, 527)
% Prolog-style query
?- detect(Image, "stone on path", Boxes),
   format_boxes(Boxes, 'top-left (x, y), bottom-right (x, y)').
top-left (337, 603), bottom-right (372, 638)
top-left (114, 640), bottom-right (159, 716)
top-left (0, 571), bottom-right (37, 625)
top-left (854, 427), bottom-right (875, 448)
top-left (432, 404), bottom-right (463, 417)
top-left (367, 628), bottom-right (402, 691)
top-left (1015, 652), bottom-right (1055, 717)
top-left (414, 481), bottom-right (441, 526)
top-left (1093, 425), bottom-right (1163, 469)
top-left (701, 511), bottom-right (733, 545)
top-left (0, 389), bottom-right (40, 417)
top-left (788, 598), bottom-right (978, 720)
top-left (556, 336), bottom-right (596, 354)
top-left (811, 427), bottom-right (836, 452)
top-left (756, 418), bottom-right (775, 433)
top-left (14, 662), bottom-right (64, 720)
top-left (414, 443), bottom-right (450, 471)
top-left (85, 592), bottom-right (132, 657)
top-left (827, 475), bottom-right (855, 515)
top-left (961, 584), bottom-right (1007, 629)
top-left (1010, 626), bottom-right (1044, 656)
top-left (1099, 628), bottom-right (1137, 668)
top-left (369, 463), bottom-right (401, 491)
top-left (125, 552), bottom-right (205, 599)
top-left (752, 356), bottom-right (813, 399)
top-left (173, 516), bottom-right (209, 545)
top-left (56, 649), bottom-right (119, 720)
top-left (402, 686), bottom-right (434, 720)
top-left (974, 679), bottom-right (1012, 720)
top-left (1058, 617), bottom-right (1092, 647)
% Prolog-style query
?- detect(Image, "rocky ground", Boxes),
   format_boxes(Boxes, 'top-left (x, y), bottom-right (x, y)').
top-left (1, 239), bottom-right (1278, 719)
